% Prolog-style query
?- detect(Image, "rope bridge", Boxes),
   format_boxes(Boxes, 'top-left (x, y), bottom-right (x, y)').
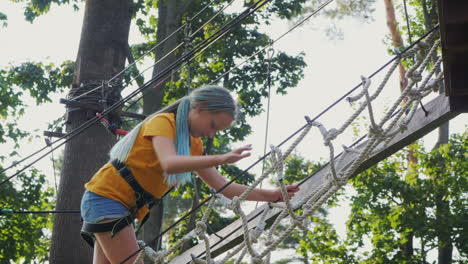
top-left (128, 30), bottom-right (454, 264)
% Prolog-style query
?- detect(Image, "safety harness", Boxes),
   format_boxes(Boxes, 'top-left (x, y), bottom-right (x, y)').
top-left (80, 160), bottom-right (157, 247)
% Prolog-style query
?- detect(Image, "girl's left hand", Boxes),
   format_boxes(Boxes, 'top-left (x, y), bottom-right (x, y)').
top-left (272, 184), bottom-right (300, 202)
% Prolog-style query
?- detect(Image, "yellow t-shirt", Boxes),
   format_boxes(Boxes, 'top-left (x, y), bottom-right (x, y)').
top-left (85, 113), bottom-right (204, 220)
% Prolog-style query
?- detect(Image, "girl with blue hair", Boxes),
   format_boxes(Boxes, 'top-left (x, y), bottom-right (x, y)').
top-left (80, 85), bottom-right (299, 264)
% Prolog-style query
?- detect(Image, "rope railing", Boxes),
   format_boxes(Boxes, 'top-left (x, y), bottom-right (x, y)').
top-left (0, 0), bottom-right (272, 186)
top-left (132, 32), bottom-right (443, 264)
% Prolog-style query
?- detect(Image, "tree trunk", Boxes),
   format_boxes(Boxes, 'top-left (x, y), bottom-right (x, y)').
top-left (49, 0), bottom-right (132, 263)
top-left (181, 178), bottom-right (201, 252)
top-left (419, 1), bottom-right (453, 261)
top-left (384, 0), bottom-right (408, 94)
top-left (139, 1), bottom-right (192, 259)
top-left (181, 137), bottom-right (212, 252)
top-left (383, 0), bottom-right (416, 260)
top-left (436, 194), bottom-right (452, 264)
top-left (143, 0), bottom-right (192, 113)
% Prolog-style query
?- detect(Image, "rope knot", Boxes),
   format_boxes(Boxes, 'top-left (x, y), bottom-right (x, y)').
top-left (251, 256), bottom-right (263, 264)
top-left (324, 128), bottom-right (339, 145)
top-left (195, 221), bottom-right (207, 238)
top-left (230, 196), bottom-right (241, 213)
top-left (407, 70), bottom-right (422, 82)
top-left (408, 89), bottom-right (423, 100)
top-left (399, 123), bottom-right (408, 132)
top-left (249, 227), bottom-right (264, 243)
top-left (368, 125), bottom-right (383, 138)
top-left (417, 41), bottom-right (430, 49)
top-left (148, 250), bottom-right (165, 264)
top-left (270, 145), bottom-right (284, 179)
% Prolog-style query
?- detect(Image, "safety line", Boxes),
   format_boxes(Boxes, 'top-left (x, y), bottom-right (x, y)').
top-left (0, 209), bottom-right (80, 215)
top-left (159, 25), bottom-right (442, 263)
top-left (68, 0), bottom-right (222, 103)
top-left (0, 0), bottom-right (269, 185)
top-left (0, 0), bottom-right (238, 177)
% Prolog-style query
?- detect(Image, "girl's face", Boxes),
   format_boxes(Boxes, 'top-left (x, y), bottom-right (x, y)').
top-left (188, 107), bottom-right (234, 138)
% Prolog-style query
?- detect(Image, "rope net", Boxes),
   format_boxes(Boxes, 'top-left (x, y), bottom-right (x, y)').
top-left (134, 32), bottom-right (442, 264)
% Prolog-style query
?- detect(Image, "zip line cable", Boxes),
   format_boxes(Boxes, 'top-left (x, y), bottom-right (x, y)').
top-left (0, 0), bottom-right (270, 186)
top-left (255, 44), bottom-right (275, 210)
top-left (118, 24), bottom-right (440, 264)
top-left (2, 23), bottom-right (440, 264)
top-left (0, 0), bottom-right (237, 177)
top-left (121, 0), bottom-right (238, 111)
top-left (68, 0), bottom-right (221, 102)
top-left (4, 0), bottom-right (438, 252)
top-left (0, 0), bottom-right (226, 177)
top-left (189, 31), bottom-right (442, 264)
top-left (1, 1), bottom-right (441, 260)
top-left (402, 0), bottom-right (413, 44)
top-left (0, 209), bottom-right (80, 215)
top-left (211, 0), bottom-right (334, 84)
top-left (71, 0), bottom-right (237, 102)
top-left (2, 6), bottom-right (439, 241)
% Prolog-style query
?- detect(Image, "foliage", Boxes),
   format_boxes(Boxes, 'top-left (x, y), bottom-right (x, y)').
top-left (270, 153), bottom-right (358, 263)
top-left (345, 132), bottom-right (467, 263)
top-left (0, 60), bottom-right (74, 146)
top-left (283, 0), bottom-right (377, 40)
top-left (284, 132), bottom-right (467, 263)
top-left (0, 169), bottom-right (54, 264)
top-left (0, 38), bottom-right (73, 263)
top-left (8, 0), bottom-right (81, 22)
top-left (126, 0), bottom-right (309, 252)
top-left (0, 12), bottom-right (7, 27)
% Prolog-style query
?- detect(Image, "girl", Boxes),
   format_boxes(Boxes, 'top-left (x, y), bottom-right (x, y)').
top-left (80, 85), bottom-right (299, 263)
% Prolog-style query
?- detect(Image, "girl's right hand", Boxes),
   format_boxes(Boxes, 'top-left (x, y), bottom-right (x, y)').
top-left (220, 144), bottom-right (252, 164)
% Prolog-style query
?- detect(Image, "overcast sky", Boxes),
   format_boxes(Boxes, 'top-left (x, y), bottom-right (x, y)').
top-left (1, 0), bottom-right (466, 261)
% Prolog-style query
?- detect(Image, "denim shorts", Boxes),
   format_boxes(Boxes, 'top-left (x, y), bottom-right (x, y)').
top-left (80, 190), bottom-right (129, 223)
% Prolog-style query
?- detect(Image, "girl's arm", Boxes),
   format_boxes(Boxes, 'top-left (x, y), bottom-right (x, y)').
top-left (196, 167), bottom-right (299, 202)
top-left (153, 135), bottom-right (299, 202)
top-left (152, 136), bottom-right (251, 174)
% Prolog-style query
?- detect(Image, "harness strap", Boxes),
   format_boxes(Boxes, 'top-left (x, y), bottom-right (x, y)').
top-left (81, 161), bottom-right (157, 247)
top-left (82, 214), bottom-right (134, 235)
top-left (111, 159), bottom-right (156, 211)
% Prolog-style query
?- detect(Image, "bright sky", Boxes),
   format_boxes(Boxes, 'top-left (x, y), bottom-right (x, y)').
top-left (1, 0), bottom-right (466, 262)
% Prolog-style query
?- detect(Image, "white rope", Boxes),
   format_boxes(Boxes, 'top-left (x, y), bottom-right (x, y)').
top-left (136, 35), bottom-right (443, 264)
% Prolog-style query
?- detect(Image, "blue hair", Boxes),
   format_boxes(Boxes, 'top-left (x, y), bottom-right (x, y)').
top-left (110, 85), bottom-right (237, 186)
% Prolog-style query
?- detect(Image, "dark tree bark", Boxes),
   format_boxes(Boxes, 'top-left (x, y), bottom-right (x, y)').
top-left (420, 1), bottom-right (452, 262)
top-left (143, 0), bottom-right (193, 113)
top-left (49, 0), bottom-right (132, 263)
top-left (138, 1), bottom-right (193, 258)
top-left (383, 0), bottom-right (415, 260)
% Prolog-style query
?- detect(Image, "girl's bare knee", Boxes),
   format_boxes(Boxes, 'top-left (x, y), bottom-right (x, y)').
top-left (93, 241), bottom-right (111, 264)
top-left (94, 225), bottom-right (141, 264)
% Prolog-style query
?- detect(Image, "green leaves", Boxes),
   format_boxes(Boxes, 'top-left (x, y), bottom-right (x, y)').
top-left (0, 169), bottom-right (54, 263)
top-left (9, 0), bottom-right (81, 22)
top-left (0, 60), bottom-right (73, 144)
top-left (0, 12), bottom-right (7, 27)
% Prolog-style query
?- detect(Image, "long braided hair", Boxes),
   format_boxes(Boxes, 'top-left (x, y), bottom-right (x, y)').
top-left (109, 85), bottom-right (237, 186)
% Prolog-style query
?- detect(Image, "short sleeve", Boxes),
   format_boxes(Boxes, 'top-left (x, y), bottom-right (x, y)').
top-left (141, 113), bottom-right (176, 140)
top-left (190, 137), bottom-right (204, 156)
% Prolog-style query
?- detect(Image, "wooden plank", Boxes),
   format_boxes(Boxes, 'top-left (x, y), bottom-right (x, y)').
top-left (44, 130), bottom-right (67, 138)
top-left (437, 0), bottom-right (468, 107)
top-left (169, 94), bottom-right (459, 263)
top-left (60, 98), bottom-right (147, 120)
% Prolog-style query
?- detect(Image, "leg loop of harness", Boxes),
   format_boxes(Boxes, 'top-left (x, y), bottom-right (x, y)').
top-left (80, 160), bottom-right (157, 247)
top-left (80, 214), bottom-right (134, 247)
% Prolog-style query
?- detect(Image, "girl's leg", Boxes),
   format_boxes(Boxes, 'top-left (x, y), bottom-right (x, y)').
top-left (94, 224), bottom-right (143, 264)
top-left (93, 240), bottom-right (111, 264)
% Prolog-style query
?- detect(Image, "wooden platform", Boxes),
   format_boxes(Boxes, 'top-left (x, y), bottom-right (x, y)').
top-left (438, 0), bottom-right (468, 112)
top-left (169, 94), bottom-right (460, 264)
top-left (167, 3), bottom-right (467, 262)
